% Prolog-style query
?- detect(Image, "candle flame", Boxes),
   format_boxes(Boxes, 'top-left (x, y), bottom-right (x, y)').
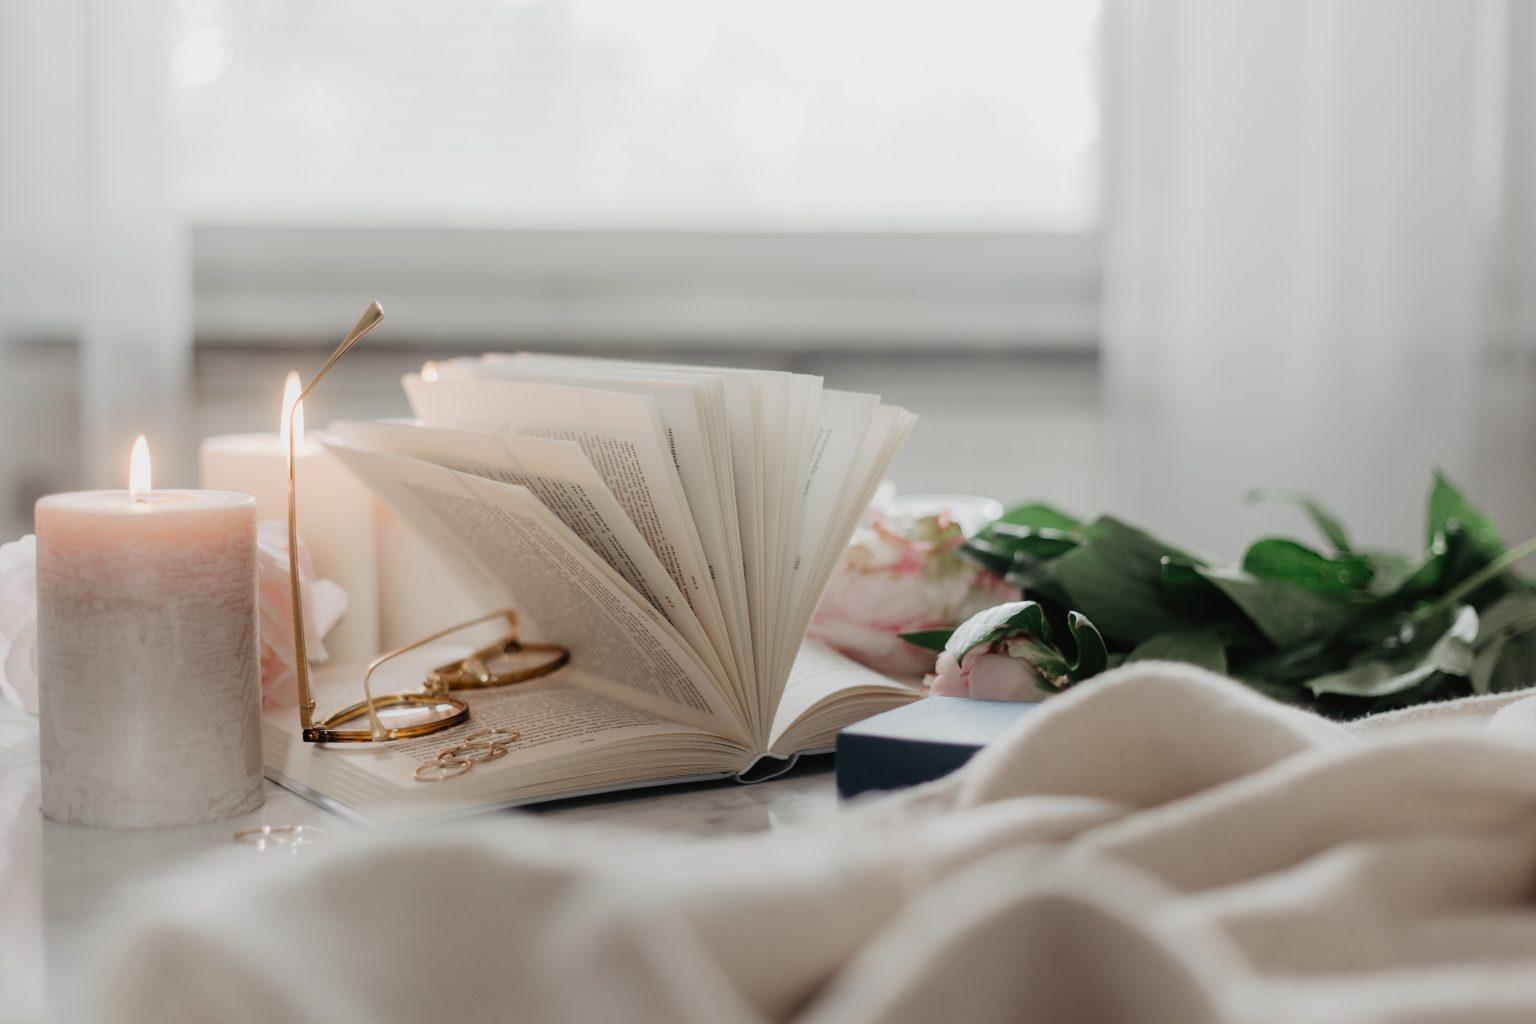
top-left (129, 435), bottom-right (151, 500)
top-left (421, 361), bottom-right (440, 383)
top-left (279, 370), bottom-right (305, 449)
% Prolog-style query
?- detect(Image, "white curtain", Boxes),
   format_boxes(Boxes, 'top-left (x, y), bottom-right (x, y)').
top-left (0, 0), bottom-right (190, 494)
top-left (1101, 0), bottom-right (1535, 393)
top-left (1095, 0), bottom-right (1536, 554)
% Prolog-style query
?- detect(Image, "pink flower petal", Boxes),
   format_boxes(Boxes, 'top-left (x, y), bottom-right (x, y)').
top-left (965, 654), bottom-right (1047, 703)
top-left (927, 651), bottom-right (969, 697)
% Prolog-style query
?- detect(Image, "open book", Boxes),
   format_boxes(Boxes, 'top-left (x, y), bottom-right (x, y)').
top-left (263, 354), bottom-right (921, 824)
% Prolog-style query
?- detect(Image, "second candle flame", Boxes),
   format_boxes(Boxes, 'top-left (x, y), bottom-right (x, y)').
top-left (129, 435), bottom-right (151, 501)
top-left (279, 371), bottom-right (305, 450)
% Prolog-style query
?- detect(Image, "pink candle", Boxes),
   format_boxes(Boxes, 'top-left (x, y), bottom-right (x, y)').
top-left (37, 437), bottom-right (263, 828)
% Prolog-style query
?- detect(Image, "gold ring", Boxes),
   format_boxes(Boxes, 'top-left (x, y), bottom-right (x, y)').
top-left (464, 727), bottom-right (520, 744)
top-left (233, 824), bottom-right (326, 848)
top-left (442, 742), bottom-right (508, 765)
top-left (414, 759), bottom-right (472, 782)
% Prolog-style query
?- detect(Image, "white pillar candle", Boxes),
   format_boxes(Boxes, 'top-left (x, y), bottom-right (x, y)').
top-left (198, 373), bottom-right (379, 662)
top-left (377, 501), bottom-right (481, 650)
top-left (38, 437), bottom-right (262, 828)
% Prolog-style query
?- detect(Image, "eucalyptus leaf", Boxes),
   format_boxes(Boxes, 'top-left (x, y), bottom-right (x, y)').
top-left (1126, 628), bottom-right (1228, 674)
top-left (1246, 489), bottom-right (1353, 553)
top-left (1304, 606), bottom-right (1478, 699)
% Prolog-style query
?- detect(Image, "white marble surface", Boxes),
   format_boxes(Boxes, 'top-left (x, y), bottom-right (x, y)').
top-left (0, 702), bottom-right (841, 1023)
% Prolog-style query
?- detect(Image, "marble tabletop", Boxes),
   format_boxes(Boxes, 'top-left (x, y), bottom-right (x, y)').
top-left (0, 703), bottom-right (842, 1023)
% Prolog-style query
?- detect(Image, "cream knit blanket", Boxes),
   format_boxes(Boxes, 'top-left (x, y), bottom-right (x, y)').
top-left (93, 662), bottom-right (1536, 1023)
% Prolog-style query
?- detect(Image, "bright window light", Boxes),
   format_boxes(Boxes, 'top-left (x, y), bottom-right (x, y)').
top-left (173, 0), bottom-right (1100, 231)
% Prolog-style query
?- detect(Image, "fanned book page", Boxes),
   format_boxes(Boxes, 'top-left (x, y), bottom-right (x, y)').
top-left (264, 354), bottom-right (918, 824)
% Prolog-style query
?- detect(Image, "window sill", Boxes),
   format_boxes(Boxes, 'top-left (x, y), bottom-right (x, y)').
top-left (192, 225), bottom-right (1099, 351)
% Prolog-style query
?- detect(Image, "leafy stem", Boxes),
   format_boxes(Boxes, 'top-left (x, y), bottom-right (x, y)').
top-left (1413, 535), bottom-right (1536, 624)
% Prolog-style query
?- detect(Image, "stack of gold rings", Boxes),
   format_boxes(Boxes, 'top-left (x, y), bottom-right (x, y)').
top-left (412, 726), bottom-right (522, 782)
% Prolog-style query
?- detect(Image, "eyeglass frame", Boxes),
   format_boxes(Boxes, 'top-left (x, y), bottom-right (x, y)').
top-left (285, 302), bottom-right (569, 744)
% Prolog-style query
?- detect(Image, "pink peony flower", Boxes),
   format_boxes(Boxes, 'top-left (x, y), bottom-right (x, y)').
top-left (0, 536), bottom-right (39, 714)
top-left (255, 520), bottom-right (349, 710)
top-left (928, 645), bottom-right (1049, 702)
top-left (809, 493), bottom-right (1016, 676)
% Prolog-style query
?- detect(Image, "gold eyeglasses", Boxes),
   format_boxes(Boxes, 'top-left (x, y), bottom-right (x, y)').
top-left (286, 302), bottom-right (570, 747)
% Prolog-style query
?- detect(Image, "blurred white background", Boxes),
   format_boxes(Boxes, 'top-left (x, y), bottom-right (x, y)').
top-left (2, 0), bottom-right (1534, 560)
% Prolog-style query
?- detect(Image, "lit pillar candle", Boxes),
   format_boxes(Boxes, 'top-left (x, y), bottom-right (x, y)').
top-left (37, 437), bottom-right (262, 828)
top-left (198, 372), bottom-right (379, 662)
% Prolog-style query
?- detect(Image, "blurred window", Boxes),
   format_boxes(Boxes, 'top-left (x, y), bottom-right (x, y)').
top-left (173, 0), bottom-right (1101, 232)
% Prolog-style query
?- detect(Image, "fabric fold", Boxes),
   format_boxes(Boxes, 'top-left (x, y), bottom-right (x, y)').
top-left (88, 662), bottom-right (1536, 1024)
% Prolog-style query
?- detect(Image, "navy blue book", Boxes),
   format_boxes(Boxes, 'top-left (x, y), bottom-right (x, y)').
top-left (835, 696), bottom-right (1038, 798)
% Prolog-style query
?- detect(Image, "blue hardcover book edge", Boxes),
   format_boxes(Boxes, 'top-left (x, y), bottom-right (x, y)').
top-left (835, 696), bottom-right (1038, 798)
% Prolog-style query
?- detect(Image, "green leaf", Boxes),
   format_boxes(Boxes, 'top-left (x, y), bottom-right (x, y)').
top-left (1041, 517), bottom-right (1204, 646)
top-left (1387, 533), bottom-right (1452, 603)
top-left (898, 628), bottom-right (954, 653)
top-left (1474, 591), bottom-right (1536, 647)
top-left (1362, 550), bottom-right (1417, 598)
top-left (1414, 535), bottom-right (1536, 622)
top-left (988, 503), bottom-right (1082, 533)
top-left (1158, 560), bottom-right (1248, 622)
top-left (981, 523), bottom-right (1080, 560)
top-left (1238, 638), bottom-right (1347, 688)
top-left (943, 601), bottom-right (1096, 691)
top-left (994, 550), bottom-right (1072, 607)
top-left (1478, 631), bottom-right (1536, 693)
top-left (1125, 628), bottom-right (1228, 674)
top-left (1469, 592), bottom-right (1536, 694)
top-left (1066, 611), bottom-right (1109, 679)
top-left (1305, 605), bottom-right (1478, 699)
top-left (1240, 538), bottom-right (1375, 595)
top-left (1246, 489), bottom-right (1353, 553)
top-left (1428, 471), bottom-right (1504, 561)
top-left (1238, 676), bottom-right (1311, 705)
top-left (944, 601), bottom-right (1053, 660)
top-left (959, 536), bottom-right (1017, 578)
top-left (1184, 564), bottom-right (1360, 649)
top-left (999, 635), bottom-right (1070, 689)
top-left (1471, 635), bottom-right (1507, 694)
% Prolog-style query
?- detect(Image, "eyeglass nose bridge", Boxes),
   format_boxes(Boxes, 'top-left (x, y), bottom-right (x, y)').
top-left (425, 638), bottom-right (572, 692)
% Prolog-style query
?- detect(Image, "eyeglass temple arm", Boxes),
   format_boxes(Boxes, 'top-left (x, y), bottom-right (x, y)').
top-left (290, 301), bottom-right (385, 737)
